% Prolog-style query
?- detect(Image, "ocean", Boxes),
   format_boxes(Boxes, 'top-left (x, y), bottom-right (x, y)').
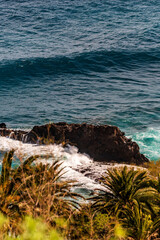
top-left (0, 0), bottom-right (160, 190)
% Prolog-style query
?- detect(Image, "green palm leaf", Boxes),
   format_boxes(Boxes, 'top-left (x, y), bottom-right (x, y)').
top-left (91, 166), bottom-right (156, 216)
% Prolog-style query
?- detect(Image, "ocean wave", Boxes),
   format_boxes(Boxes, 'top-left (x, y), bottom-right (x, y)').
top-left (0, 136), bottom-right (111, 192)
top-left (0, 50), bottom-right (159, 80)
top-left (131, 127), bottom-right (160, 161)
top-left (0, 136), bottom-right (144, 194)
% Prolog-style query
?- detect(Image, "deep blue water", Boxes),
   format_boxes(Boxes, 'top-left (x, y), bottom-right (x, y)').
top-left (0, 0), bottom-right (160, 160)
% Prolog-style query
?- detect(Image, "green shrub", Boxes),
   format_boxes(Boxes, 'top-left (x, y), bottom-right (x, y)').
top-left (91, 166), bottom-right (156, 216)
top-left (0, 214), bottom-right (64, 240)
top-left (68, 204), bottom-right (126, 240)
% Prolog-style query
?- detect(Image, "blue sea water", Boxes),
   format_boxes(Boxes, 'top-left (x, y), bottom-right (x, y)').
top-left (0, 0), bottom-right (160, 160)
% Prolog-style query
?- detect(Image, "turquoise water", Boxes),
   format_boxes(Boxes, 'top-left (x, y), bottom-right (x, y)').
top-left (0, 0), bottom-right (160, 160)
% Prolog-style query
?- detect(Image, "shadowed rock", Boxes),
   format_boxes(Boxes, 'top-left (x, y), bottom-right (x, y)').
top-left (0, 122), bottom-right (149, 164)
top-left (0, 124), bottom-right (27, 141)
top-left (0, 123), bottom-right (6, 128)
top-left (25, 122), bottom-right (149, 164)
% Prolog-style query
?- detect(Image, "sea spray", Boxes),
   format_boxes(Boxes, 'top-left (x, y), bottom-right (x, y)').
top-left (0, 135), bottom-right (145, 195)
top-left (131, 127), bottom-right (160, 161)
top-left (0, 136), bottom-right (105, 192)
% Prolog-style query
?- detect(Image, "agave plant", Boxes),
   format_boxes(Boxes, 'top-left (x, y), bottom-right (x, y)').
top-left (91, 166), bottom-right (156, 216)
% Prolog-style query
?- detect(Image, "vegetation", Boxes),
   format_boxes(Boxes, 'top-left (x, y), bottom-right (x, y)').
top-left (90, 166), bottom-right (156, 216)
top-left (0, 151), bottom-right (160, 239)
top-left (0, 150), bottom-right (80, 236)
top-left (0, 215), bottom-right (64, 240)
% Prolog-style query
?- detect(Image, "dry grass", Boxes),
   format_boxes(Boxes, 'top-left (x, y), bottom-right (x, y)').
top-left (0, 151), bottom-right (81, 235)
top-left (1, 151), bottom-right (160, 239)
top-left (144, 160), bottom-right (160, 178)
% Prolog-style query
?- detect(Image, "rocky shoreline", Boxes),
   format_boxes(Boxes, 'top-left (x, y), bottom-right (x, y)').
top-left (0, 122), bottom-right (149, 165)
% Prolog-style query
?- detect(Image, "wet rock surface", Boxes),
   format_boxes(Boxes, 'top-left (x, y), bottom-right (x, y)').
top-left (0, 122), bottom-right (149, 164)
top-left (0, 128), bottom-right (27, 141)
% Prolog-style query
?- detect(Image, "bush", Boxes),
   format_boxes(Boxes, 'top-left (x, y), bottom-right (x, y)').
top-left (0, 151), bottom-right (80, 235)
top-left (0, 214), bottom-right (64, 240)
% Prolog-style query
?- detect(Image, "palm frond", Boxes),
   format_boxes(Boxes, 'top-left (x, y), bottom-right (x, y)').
top-left (90, 166), bottom-right (156, 216)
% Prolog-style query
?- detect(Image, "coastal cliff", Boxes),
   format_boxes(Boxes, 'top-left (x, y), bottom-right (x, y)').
top-left (0, 122), bottom-right (149, 165)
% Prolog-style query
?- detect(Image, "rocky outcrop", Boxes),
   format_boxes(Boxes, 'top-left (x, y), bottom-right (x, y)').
top-left (0, 122), bottom-right (149, 164)
top-left (24, 123), bottom-right (149, 164)
top-left (0, 123), bottom-right (6, 128)
top-left (0, 127), bottom-right (27, 141)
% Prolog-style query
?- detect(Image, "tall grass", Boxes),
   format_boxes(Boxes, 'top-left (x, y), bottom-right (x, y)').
top-left (0, 150), bottom-right (80, 236)
top-left (1, 151), bottom-right (160, 239)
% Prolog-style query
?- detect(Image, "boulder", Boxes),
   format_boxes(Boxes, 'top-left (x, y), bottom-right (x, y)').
top-left (0, 124), bottom-right (27, 141)
top-left (0, 123), bottom-right (6, 128)
top-left (0, 122), bottom-right (149, 164)
top-left (25, 122), bottom-right (149, 164)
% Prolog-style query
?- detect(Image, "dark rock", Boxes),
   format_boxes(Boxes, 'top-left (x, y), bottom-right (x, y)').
top-left (0, 123), bottom-right (6, 128)
top-left (0, 122), bottom-right (149, 164)
top-left (25, 122), bottom-right (149, 165)
top-left (0, 128), bottom-right (28, 141)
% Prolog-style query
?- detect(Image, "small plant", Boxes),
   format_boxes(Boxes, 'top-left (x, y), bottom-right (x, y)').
top-left (91, 166), bottom-right (156, 216)
top-left (68, 203), bottom-right (126, 240)
top-left (0, 213), bottom-right (64, 240)
top-left (121, 202), bottom-right (156, 240)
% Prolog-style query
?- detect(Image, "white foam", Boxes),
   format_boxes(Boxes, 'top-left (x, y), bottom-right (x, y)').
top-left (0, 136), bottom-right (144, 193)
top-left (0, 136), bottom-right (106, 191)
top-left (131, 127), bottom-right (160, 161)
